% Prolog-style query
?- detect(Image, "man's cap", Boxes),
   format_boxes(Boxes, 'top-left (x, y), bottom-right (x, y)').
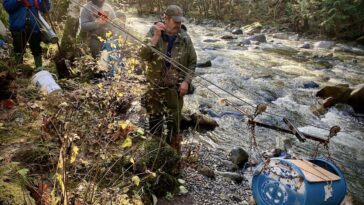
top-left (164, 5), bottom-right (186, 22)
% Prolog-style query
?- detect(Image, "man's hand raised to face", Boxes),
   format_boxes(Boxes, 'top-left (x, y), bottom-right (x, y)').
top-left (151, 22), bottom-right (165, 46)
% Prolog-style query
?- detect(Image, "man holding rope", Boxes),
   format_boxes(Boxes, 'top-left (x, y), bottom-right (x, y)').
top-left (3, 0), bottom-right (51, 69)
top-left (79, 0), bottom-right (116, 58)
top-left (140, 5), bottom-right (197, 153)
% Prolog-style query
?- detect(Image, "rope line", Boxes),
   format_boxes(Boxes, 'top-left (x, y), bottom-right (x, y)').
top-left (65, 0), bottom-right (353, 136)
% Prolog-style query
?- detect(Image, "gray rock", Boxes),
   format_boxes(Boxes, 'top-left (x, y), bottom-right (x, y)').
top-left (198, 165), bottom-right (215, 179)
top-left (288, 34), bottom-right (300, 41)
top-left (214, 171), bottom-right (245, 182)
top-left (203, 39), bottom-right (220, 43)
top-left (232, 29), bottom-right (243, 35)
top-left (316, 84), bottom-right (364, 114)
top-left (242, 22), bottom-right (262, 35)
top-left (205, 33), bottom-right (214, 37)
top-left (202, 45), bottom-right (223, 50)
top-left (239, 39), bottom-right (251, 45)
top-left (221, 160), bottom-right (239, 171)
top-left (229, 147), bottom-right (249, 167)
top-left (333, 44), bottom-right (353, 53)
top-left (261, 44), bottom-right (299, 56)
top-left (299, 43), bottom-right (311, 49)
top-left (221, 35), bottom-right (236, 40)
top-left (294, 53), bottom-right (308, 61)
top-left (303, 81), bottom-right (320, 89)
top-left (272, 32), bottom-right (289, 40)
top-left (314, 41), bottom-right (336, 49)
top-left (351, 47), bottom-right (364, 55)
top-left (197, 60), bottom-right (212, 68)
top-left (247, 34), bottom-right (267, 43)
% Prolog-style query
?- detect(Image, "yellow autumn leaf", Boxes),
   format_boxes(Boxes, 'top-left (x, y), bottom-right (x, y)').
top-left (56, 173), bottom-right (65, 194)
top-left (117, 92), bottom-right (124, 97)
top-left (121, 136), bottom-right (132, 148)
top-left (106, 31), bottom-right (113, 38)
top-left (130, 157), bottom-right (135, 164)
top-left (97, 36), bottom-right (106, 43)
top-left (117, 35), bottom-right (125, 45)
top-left (97, 83), bottom-right (103, 90)
top-left (131, 175), bottom-right (140, 186)
top-left (70, 145), bottom-right (79, 164)
top-left (110, 42), bottom-right (116, 49)
top-left (57, 157), bottom-right (63, 169)
top-left (147, 170), bottom-right (156, 178)
top-left (119, 120), bottom-right (130, 129)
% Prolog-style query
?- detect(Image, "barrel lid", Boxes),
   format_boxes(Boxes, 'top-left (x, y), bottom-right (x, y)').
top-left (289, 159), bottom-right (341, 182)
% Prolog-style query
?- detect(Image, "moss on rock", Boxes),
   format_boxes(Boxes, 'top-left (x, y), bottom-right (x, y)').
top-left (0, 163), bottom-right (35, 205)
top-left (0, 179), bottom-right (35, 205)
top-left (136, 138), bottom-right (180, 174)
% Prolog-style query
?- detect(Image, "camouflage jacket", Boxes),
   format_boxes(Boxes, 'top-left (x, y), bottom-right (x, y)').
top-left (140, 26), bottom-right (197, 88)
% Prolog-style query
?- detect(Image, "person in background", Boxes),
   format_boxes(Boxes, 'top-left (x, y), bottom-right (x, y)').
top-left (79, 0), bottom-right (116, 58)
top-left (3, 0), bottom-right (51, 69)
top-left (140, 5), bottom-right (197, 153)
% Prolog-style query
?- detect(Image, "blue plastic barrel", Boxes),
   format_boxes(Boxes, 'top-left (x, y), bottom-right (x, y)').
top-left (252, 158), bottom-right (347, 205)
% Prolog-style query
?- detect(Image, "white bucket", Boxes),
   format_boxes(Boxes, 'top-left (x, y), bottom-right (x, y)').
top-left (31, 70), bottom-right (61, 94)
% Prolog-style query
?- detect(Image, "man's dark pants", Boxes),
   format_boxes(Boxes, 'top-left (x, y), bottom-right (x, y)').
top-left (11, 30), bottom-right (42, 67)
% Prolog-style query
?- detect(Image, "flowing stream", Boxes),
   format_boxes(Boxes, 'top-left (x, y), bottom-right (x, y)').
top-left (126, 15), bottom-right (364, 203)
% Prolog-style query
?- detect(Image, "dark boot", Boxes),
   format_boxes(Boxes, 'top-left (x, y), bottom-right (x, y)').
top-left (14, 53), bottom-right (23, 65)
top-left (34, 55), bottom-right (43, 69)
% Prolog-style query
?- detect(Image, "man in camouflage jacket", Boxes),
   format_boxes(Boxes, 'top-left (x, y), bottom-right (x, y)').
top-left (140, 5), bottom-right (197, 153)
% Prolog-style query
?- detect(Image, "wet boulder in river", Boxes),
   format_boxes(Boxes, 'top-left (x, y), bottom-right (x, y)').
top-left (314, 41), bottom-right (336, 49)
top-left (299, 42), bottom-right (311, 49)
top-left (260, 43), bottom-right (299, 56)
top-left (347, 84), bottom-right (364, 114)
top-left (221, 35), bottom-right (237, 40)
top-left (238, 39), bottom-right (251, 46)
top-left (242, 22), bottom-right (262, 35)
top-left (303, 81), bottom-right (319, 89)
top-left (272, 32), bottom-right (289, 40)
top-left (316, 84), bottom-right (351, 101)
top-left (247, 34), bottom-right (267, 43)
top-left (203, 39), bottom-right (220, 43)
top-left (316, 84), bottom-right (364, 114)
top-left (180, 113), bottom-right (219, 132)
top-left (232, 29), bottom-right (243, 35)
top-left (197, 60), bottom-right (212, 68)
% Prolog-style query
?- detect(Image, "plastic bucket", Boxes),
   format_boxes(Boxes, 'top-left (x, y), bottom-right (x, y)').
top-left (252, 158), bottom-right (347, 205)
top-left (31, 70), bottom-right (61, 94)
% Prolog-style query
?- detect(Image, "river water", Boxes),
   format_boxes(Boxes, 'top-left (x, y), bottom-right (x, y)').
top-left (126, 15), bottom-right (364, 203)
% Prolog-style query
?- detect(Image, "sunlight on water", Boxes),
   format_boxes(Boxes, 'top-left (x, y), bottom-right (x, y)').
top-left (127, 14), bottom-right (364, 202)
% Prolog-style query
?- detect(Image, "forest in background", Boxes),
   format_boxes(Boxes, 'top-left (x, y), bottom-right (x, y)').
top-left (1, 0), bottom-right (364, 42)
top-left (119, 0), bottom-right (364, 42)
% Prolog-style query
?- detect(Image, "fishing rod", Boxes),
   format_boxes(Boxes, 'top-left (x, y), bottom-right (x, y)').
top-left (67, 0), bottom-right (346, 140)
